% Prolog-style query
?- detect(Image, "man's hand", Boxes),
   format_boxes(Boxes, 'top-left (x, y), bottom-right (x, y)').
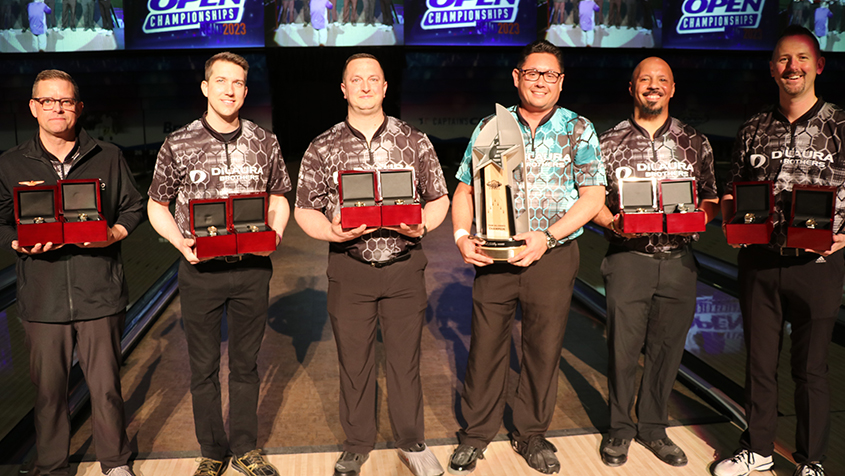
top-left (329, 214), bottom-right (378, 242)
top-left (11, 240), bottom-right (63, 255)
top-left (807, 234), bottom-right (845, 256)
top-left (382, 210), bottom-right (427, 238)
top-left (721, 221), bottom-right (744, 249)
top-left (252, 232), bottom-right (282, 257)
top-left (456, 234), bottom-right (494, 267)
top-left (612, 214), bottom-right (641, 239)
top-left (77, 225), bottom-right (128, 249)
top-left (508, 231), bottom-right (547, 267)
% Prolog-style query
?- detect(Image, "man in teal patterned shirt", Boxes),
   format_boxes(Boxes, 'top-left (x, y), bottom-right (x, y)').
top-left (448, 40), bottom-right (606, 475)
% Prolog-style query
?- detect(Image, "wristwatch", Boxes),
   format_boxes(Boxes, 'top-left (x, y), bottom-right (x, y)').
top-left (543, 229), bottom-right (558, 249)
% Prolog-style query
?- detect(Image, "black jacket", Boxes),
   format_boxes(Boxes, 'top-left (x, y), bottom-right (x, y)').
top-left (0, 129), bottom-right (145, 323)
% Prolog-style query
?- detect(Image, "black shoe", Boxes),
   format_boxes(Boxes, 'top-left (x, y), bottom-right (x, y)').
top-left (635, 436), bottom-right (688, 467)
top-left (231, 449), bottom-right (278, 476)
top-left (448, 444), bottom-right (484, 475)
top-left (334, 451), bottom-right (368, 476)
top-left (511, 435), bottom-right (560, 474)
top-left (599, 436), bottom-right (631, 467)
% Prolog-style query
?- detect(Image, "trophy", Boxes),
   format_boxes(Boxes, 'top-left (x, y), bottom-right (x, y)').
top-left (618, 178), bottom-right (663, 234)
top-left (379, 168), bottom-right (422, 227)
top-left (725, 181), bottom-right (774, 245)
top-left (59, 179), bottom-right (108, 244)
top-left (471, 104), bottom-right (528, 261)
top-left (14, 184), bottom-right (63, 247)
top-left (189, 198), bottom-right (237, 259)
top-left (660, 178), bottom-right (705, 234)
top-left (230, 193), bottom-right (277, 254)
top-left (787, 185), bottom-right (836, 250)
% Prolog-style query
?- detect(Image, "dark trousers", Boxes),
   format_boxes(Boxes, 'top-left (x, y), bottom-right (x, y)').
top-left (178, 256), bottom-right (273, 461)
top-left (341, 0), bottom-right (357, 23)
top-left (23, 314), bottom-right (130, 476)
top-left (326, 248), bottom-right (428, 454)
top-left (458, 242), bottom-right (579, 449)
top-left (80, 0), bottom-right (92, 28)
top-left (602, 249), bottom-right (697, 441)
top-left (97, 0), bottom-right (110, 28)
top-left (737, 247), bottom-right (843, 464)
top-left (60, 0), bottom-right (74, 28)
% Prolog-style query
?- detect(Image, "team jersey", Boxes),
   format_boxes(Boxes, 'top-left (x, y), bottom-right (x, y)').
top-left (148, 114), bottom-right (292, 237)
top-left (456, 105), bottom-right (606, 243)
top-left (601, 116), bottom-right (718, 253)
top-left (726, 99), bottom-right (845, 249)
top-left (296, 116), bottom-right (449, 263)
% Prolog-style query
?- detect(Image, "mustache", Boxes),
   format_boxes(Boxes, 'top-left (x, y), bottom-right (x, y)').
top-left (782, 69), bottom-right (804, 78)
top-left (642, 88), bottom-right (664, 98)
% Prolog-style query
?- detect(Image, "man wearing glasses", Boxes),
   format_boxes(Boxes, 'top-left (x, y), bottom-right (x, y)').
top-left (449, 40), bottom-right (606, 475)
top-left (0, 70), bottom-right (144, 476)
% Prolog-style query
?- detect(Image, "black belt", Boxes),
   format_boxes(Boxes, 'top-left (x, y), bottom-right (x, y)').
top-left (777, 247), bottom-right (810, 257)
top-left (628, 248), bottom-right (689, 260)
top-left (354, 252), bottom-right (412, 268)
top-left (214, 255), bottom-right (244, 263)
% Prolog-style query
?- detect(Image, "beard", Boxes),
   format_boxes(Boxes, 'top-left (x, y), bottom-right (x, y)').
top-left (639, 101), bottom-right (663, 116)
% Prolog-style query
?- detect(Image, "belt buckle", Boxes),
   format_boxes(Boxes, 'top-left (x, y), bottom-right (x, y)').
top-left (223, 255), bottom-right (242, 263)
top-left (779, 247), bottom-right (800, 257)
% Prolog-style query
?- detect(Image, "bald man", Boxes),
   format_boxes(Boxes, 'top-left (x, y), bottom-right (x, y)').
top-left (592, 57), bottom-right (719, 468)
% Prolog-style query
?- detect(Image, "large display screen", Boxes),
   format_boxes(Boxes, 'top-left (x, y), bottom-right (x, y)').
top-left (265, 0), bottom-right (404, 46)
top-left (1, 0), bottom-right (125, 53)
top-left (123, 0), bottom-right (264, 50)
top-left (404, 0), bottom-right (537, 45)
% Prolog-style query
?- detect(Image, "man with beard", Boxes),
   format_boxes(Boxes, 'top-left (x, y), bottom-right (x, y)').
top-left (448, 40), bottom-right (606, 475)
top-left (714, 26), bottom-right (845, 476)
top-left (592, 57), bottom-right (718, 468)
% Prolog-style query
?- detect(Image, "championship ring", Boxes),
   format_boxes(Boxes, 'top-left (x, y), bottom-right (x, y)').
top-left (208, 225), bottom-right (218, 237)
top-left (34, 217), bottom-right (45, 224)
top-left (744, 212), bottom-right (755, 224)
top-left (249, 225), bottom-right (259, 233)
top-left (676, 203), bottom-right (688, 213)
top-left (806, 218), bottom-right (817, 229)
top-left (78, 212), bottom-right (88, 222)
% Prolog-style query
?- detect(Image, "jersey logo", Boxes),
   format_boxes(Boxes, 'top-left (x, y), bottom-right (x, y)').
top-left (615, 166), bottom-right (634, 180)
top-left (18, 181), bottom-right (45, 186)
top-left (190, 170), bottom-right (208, 184)
top-left (749, 154), bottom-right (768, 168)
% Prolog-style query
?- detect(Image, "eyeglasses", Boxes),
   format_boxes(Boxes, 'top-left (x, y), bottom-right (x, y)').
top-left (519, 69), bottom-right (562, 84)
top-left (32, 97), bottom-right (77, 110)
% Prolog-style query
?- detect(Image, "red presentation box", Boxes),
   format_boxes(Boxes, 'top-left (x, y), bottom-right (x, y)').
top-left (661, 178), bottom-right (705, 234)
top-left (379, 169), bottom-right (422, 227)
top-left (14, 184), bottom-right (63, 247)
top-left (59, 179), bottom-right (108, 244)
top-left (230, 193), bottom-right (276, 254)
top-left (190, 198), bottom-right (237, 259)
top-left (725, 181), bottom-right (774, 245)
top-left (786, 185), bottom-right (836, 251)
top-left (619, 178), bottom-right (663, 234)
top-left (339, 170), bottom-right (381, 229)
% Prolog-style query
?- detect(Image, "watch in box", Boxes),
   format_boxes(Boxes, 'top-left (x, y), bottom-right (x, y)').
top-left (725, 181), bottom-right (774, 245)
top-left (14, 184), bottom-right (63, 247)
top-left (618, 177), bottom-right (663, 234)
top-left (230, 193), bottom-right (276, 254)
top-left (379, 168), bottom-right (422, 227)
top-left (787, 185), bottom-right (836, 251)
top-left (660, 178), bottom-right (705, 234)
top-left (59, 179), bottom-right (108, 244)
top-left (339, 170), bottom-right (381, 229)
top-left (190, 198), bottom-right (237, 259)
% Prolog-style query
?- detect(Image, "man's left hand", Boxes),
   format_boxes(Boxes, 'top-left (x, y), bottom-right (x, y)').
top-left (807, 233), bottom-right (845, 256)
top-left (252, 231), bottom-right (282, 257)
top-left (508, 231), bottom-right (547, 267)
top-left (382, 210), bottom-right (427, 238)
top-left (77, 224), bottom-right (128, 248)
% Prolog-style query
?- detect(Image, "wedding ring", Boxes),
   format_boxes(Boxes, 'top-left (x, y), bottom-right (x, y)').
top-left (744, 212), bottom-right (755, 224)
top-left (207, 225), bottom-right (218, 237)
top-left (249, 225), bottom-right (259, 233)
top-left (806, 218), bottom-right (817, 229)
top-left (34, 217), bottom-right (45, 224)
top-left (78, 212), bottom-right (88, 222)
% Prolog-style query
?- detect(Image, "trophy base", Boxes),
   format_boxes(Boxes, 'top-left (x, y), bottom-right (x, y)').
top-left (478, 238), bottom-right (526, 261)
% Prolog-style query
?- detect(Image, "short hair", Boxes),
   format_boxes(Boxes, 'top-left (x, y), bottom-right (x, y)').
top-left (516, 40), bottom-right (564, 73)
top-left (341, 53), bottom-right (383, 81)
top-left (205, 52), bottom-right (249, 82)
top-left (774, 25), bottom-right (822, 60)
top-left (32, 70), bottom-right (80, 100)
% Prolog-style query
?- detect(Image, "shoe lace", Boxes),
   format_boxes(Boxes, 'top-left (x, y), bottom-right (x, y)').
top-left (527, 435), bottom-right (557, 455)
top-left (239, 450), bottom-right (268, 468)
top-left (798, 462), bottom-right (825, 476)
top-left (729, 450), bottom-right (756, 468)
top-left (338, 451), bottom-right (364, 463)
top-left (453, 445), bottom-right (480, 464)
top-left (196, 459), bottom-right (222, 476)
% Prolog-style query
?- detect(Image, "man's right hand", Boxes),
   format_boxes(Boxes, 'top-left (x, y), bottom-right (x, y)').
top-left (456, 235), bottom-right (494, 267)
top-left (176, 237), bottom-right (201, 264)
top-left (328, 214), bottom-right (378, 242)
top-left (11, 240), bottom-right (63, 255)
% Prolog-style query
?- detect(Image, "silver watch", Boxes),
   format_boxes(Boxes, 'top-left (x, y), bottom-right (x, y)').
top-left (543, 229), bottom-right (558, 249)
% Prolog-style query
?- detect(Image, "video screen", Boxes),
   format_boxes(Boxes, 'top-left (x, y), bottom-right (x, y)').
top-left (1, 0), bottom-right (125, 53)
top-left (404, 0), bottom-right (537, 46)
top-left (124, 0), bottom-right (264, 50)
top-left (265, 0), bottom-right (404, 46)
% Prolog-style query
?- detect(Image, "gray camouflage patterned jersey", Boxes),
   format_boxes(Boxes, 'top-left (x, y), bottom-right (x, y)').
top-left (601, 116), bottom-right (718, 253)
top-left (296, 116), bottom-right (448, 263)
top-left (148, 115), bottom-right (292, 237)
top-left (726, 100), bottom-right (845, 249)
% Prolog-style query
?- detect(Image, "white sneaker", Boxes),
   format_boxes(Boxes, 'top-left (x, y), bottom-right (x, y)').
top-left (398, 443), bottom-right (444, 476)
top-left (104, 465), bottom-right (135, 476)
top-left (713, 449), bottom-right (773, 476)
top-left (794, 462), bottom-right (825, 476)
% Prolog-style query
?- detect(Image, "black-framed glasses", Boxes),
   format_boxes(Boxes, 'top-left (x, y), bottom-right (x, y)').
top-left (519, 69), bottom-right (562, 84)
top-left (32, 97), bottom-right (77, 110)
